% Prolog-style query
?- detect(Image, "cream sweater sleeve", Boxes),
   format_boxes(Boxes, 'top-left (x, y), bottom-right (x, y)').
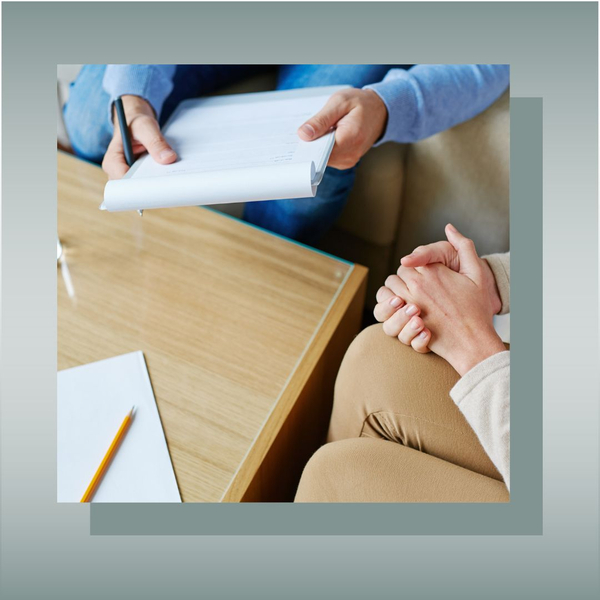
top-left (450, 352), bottom-right (510, 490)
top-left (450, 251), bottom-right (511, 490)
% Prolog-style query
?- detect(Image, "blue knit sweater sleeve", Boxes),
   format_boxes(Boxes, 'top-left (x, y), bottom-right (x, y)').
top-left (364, 64), bottom-right (509, 144)
top-left (102, 65), bottom-right (177, 126)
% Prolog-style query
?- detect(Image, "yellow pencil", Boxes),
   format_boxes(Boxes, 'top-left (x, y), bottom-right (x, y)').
top-left (80, 406), bottom-right (135, 503)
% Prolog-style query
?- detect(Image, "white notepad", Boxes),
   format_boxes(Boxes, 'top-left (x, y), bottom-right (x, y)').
top-left (57, 352), bottom-right (181, 503)
top-left (102, 85), bottom-right (348, 212)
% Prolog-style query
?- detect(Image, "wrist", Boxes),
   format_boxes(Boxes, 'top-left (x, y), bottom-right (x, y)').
top-left (363, 88), bottom-right (388, 142)
top-left (451, 329), bottom-right (506, 377)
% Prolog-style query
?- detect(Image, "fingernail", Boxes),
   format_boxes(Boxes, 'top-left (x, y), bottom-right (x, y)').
top-left (301, 124), bottom-right (315, 139)
top-left (390, 297), bottom-right (402, 308)
top-left (419, 330), bottom-right (428, 339)
top-left (411, 319), bottom-right (422, 330)
top-left (160, 149), bottom-right (176, 160)
top-left (447, 223), bottom-right (457, 232)
top-left (405, 304), bottom-right (418, 316)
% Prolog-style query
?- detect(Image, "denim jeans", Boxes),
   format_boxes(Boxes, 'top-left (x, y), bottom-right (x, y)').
top-left (64, 65), bottom-right (393, 244)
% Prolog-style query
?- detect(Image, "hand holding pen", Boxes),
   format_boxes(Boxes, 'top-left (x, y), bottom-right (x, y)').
top-left (103, 95), bottom-right (177, 180)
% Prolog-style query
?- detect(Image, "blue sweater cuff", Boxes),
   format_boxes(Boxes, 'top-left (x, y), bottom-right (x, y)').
top-left (365, 64), bottom-right (509, 145)
top-left (364, 73), bottom-right (419, 146)
top-left (102, 65), bottom-right (176, 129)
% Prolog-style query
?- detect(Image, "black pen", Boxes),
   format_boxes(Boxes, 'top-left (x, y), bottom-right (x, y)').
top-left (114, 96), bottom-right (135, 168)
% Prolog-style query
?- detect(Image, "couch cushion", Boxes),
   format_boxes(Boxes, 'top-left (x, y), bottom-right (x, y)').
top-left (335, 143), bottom-right (406, 246)
top-left (393, 90), bottom-right (510, 263)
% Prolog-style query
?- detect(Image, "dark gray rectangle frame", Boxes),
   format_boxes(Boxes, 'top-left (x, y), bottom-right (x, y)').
top-left (89, 98), bottom-right (542, 536)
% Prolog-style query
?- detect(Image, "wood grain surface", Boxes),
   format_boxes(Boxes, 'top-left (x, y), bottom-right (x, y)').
top-left (58, 153), bottom-right (367, 502)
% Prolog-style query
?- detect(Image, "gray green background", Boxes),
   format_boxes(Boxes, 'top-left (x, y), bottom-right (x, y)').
top-left (1, 2), bottom-right (598, 598)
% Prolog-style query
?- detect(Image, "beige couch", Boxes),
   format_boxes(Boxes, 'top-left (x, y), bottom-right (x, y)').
top-left (58, 68), bottom-right (509, 333)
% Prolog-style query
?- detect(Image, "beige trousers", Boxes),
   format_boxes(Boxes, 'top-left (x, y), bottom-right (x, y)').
top-left (295, 325), bottom-right (509, 502)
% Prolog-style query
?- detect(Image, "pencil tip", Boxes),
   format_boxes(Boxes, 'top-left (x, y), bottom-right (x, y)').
top-left (130, 406), bottom-right (136, 417)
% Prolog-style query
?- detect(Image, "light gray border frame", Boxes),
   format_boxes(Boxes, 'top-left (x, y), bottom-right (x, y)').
top-left (1, 2), bottom-right (598, 598)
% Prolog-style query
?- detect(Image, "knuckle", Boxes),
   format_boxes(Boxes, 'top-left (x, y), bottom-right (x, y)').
top-left (382, 320), bottom-right (393, 336)
top-left (384, 275), bottom-right (397, 289)
top-left (329, 91), bottom-right (345, 104)
top-left (399, 330), bottom-right (412, 346)
top-left (312, 116), bottom-right (329, 131)
top-left (382, 315), bottom-right (400, 337)
top-left (148, 135), bottom-right (166, 150)
top-left (427, 265), bottom-right (441, 278)
top-left (410, 278), bottom-right (421, 292)
top-left (133, 114), bottom-right (159, 135)
top-left (376, 286), bottom-right (388, 301)
top-left (403, 267), bottom-right (418, 281)
top-left (101, 153), bottom-right (114, 172)
top-left (131, 113), bottom-right (152, 128)
top-left (335, 90), bottom-right (353, 105)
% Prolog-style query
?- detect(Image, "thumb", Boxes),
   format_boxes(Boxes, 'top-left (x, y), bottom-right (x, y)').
top-left (400, 241), bottom-right (459, 271)
top-left (445, 224), bottom-right (482, 281)
top-left (298, 94), bottom-right (349, 141)
top-left (130, 115), bottom-right (177, 165)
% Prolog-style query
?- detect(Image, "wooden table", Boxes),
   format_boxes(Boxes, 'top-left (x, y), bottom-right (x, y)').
top-left (58, 153), bottom-right (367, 502)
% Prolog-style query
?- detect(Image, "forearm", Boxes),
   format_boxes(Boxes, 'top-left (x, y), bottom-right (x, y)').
top-left (450, 351), bottom-right (510, 490)
top-left (102, 64), bottom-right (177, 127)
top-left (364, 64), bottom-right (509, 144)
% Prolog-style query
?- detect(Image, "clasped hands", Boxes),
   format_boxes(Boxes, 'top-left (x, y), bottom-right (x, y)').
top-left (374, 224), bottom-right (506, 376)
